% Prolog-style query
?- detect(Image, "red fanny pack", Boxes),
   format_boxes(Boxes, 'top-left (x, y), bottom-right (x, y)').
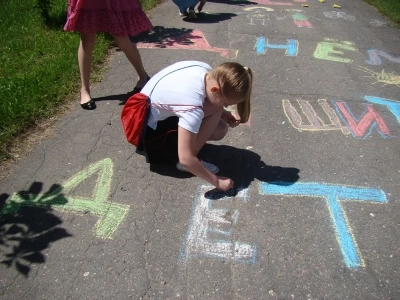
top-left (121, 64), bottom-right (207, 148)
top-left (120, 92), bottom-right (149, 147)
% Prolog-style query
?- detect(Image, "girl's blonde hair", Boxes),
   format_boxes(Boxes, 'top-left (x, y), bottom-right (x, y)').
top-left (209, 62), bottom-right (253, 123)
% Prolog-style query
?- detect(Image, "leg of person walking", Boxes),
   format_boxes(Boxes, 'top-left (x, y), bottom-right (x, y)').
top-left (78, 32), bottom-right (96, 109)
top-left (113, 35), bottom-right (149, 91)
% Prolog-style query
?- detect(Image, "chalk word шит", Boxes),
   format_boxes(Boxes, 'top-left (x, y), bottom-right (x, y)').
top-left (283, 96), bottom-right (398, 139)
top-left (179, 185), bottom-right (257, 264)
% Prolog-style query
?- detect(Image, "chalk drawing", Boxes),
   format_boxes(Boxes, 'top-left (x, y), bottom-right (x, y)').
top-left (259, 182), bottom-right (387, 269)
top-left (292, 13), bottom-right (313, 28)
top-left (251, 0), bottom-right (293, 5)
top-left (370, 19), bottom-right (386, 27)
top-left (283, 99), bottom-right (350, 135)
top-left (243, 6), bottom-right (275, 12)
top-left (363, 96), bottom-right (400, 124)
top-left (284, 9), bottom-right (304, 12)
top-left (136, 29), bottom-right (238, 59)
top-left (2, 158), bottom-right (130, 239)
top-left (247, 10), bottom-right (270, 25)
top-left (243, 7), bottom-right (313, 28)
top-left (314, 38), bottom-right (357, 63)
top-left (250, 0), bottom-right (306, 5)
top-left (365, 49), bottom-right (400, 66)
top-left (324, 11), bottom-right (356, 21)
top-left (179, 185), bottom-right (256, 264)
top-left (255, 37), bottom-right (298, 56)
top-left (333, 101), bottom-right (391, 139)
top-left (357, 66), bottom-right (400, 87)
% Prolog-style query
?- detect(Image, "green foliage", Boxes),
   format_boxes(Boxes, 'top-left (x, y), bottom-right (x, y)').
top-left (363, 0), bottom-right (400, 25)
top-left (34, 0), bottom-right (52, 24)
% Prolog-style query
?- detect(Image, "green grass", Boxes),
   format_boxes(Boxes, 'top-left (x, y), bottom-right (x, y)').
top-left (0, 0), bottom-right (112, 160)
top-left (363, 0), bottom-right (400, 25)
top-left (0, 0), bottom-right (159, 161)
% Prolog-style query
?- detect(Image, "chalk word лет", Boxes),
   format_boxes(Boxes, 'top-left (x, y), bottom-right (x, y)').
top-left (2, 158), bottom-right (130, 239)
top-left (179, 185), bottom-right (257, 264)
top-left (259, 182), bottom-right (387, 269)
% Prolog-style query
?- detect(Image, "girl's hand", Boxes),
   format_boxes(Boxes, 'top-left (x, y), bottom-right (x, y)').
top-left (222, 110), bottom-right (241, 128)
top-left (216, 176), bottom-right (234, 191)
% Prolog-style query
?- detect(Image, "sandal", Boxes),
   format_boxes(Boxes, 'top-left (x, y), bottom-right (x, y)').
top-left (80, 99), bottom-right (96, 110)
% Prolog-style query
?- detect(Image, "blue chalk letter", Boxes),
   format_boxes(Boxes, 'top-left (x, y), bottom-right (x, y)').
top-left (363, 96), bottom-right (400, 125)
top-left (255, 37), bottom-right (298, 56)
top-left (259, 182), bottom-right (387, 268)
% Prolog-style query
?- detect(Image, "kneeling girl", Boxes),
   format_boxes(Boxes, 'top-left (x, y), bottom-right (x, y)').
top-left (140, 61), bottom-right (252, 191)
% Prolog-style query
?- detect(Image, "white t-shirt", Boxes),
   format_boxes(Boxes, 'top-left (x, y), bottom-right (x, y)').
top-left (141, 61), bottom-right (211, 133)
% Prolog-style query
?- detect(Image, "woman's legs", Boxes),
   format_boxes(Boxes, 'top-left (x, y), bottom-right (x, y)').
top-left (113, 35), bottom-right (149, 88)
top-left (78, 33), bottom-right (96, 104)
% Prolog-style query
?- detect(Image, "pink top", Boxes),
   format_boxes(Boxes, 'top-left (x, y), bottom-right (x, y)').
top-left (64, 0), bottom-right (152, 36)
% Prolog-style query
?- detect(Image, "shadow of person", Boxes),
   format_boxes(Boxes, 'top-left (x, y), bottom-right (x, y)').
top-left (130, 26), bottom-right (194, 45)
top-left (0, 182), bottom-right (72, 277)
top-left (149, 144), bottom-right (300, 195)
top-left (183, 12), bottom-right (237, 23)
top-left (204, 0), bottom-right (258, 5)
top-left (92, 92), bottom-right (130, 105)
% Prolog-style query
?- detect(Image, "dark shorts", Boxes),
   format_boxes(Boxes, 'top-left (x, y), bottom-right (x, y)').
top-left (143, 117), bottom-right (179, 164)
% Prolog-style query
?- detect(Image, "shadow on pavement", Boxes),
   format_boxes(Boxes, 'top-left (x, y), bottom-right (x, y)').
top-left (183, 12), bottom-right (237, 23)
top-left (130, 26), bottom-right (194, 44)
top-left (205, 0), bottom-right (257, 6)
top-left (149, 144), bottom-right (300, 196)
top-left (93, 93), bottom-right (130, 103)
top-left (0, 182), bottom-right (72, 277)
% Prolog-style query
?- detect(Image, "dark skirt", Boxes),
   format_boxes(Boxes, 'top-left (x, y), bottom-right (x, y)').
top-left (143, 117), bottom-right (179, 164)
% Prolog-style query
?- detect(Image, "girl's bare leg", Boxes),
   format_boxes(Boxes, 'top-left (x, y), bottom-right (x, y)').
top-left (209, 119), bottom-right (229, 140)
top-left (78, 33), bottom-right (96, 104)
top-left (113, 35), bottom-right (148, 88)
top-left (198, 0), bottom-right (206, 12)
top-left (195, 111), bottom-right (228, 155)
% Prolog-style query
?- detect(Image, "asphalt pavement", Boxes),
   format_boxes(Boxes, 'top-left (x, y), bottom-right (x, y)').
top-left (1, 0), bottom-right (399, 299)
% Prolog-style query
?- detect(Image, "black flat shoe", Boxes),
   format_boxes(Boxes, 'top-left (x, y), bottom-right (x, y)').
top-left (131, 75), bottom-right (151, 95)
top-left (80, 99), bottom-right (96, 110)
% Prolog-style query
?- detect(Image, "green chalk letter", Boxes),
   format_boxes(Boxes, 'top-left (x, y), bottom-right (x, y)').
top-left (2, 158), bottom-right (130, 239)
top-left (314, 38), bottom-right (357, 63)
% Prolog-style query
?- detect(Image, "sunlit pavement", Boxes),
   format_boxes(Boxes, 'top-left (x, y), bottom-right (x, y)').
top-left (1, 0), bottom-right (399, 298)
